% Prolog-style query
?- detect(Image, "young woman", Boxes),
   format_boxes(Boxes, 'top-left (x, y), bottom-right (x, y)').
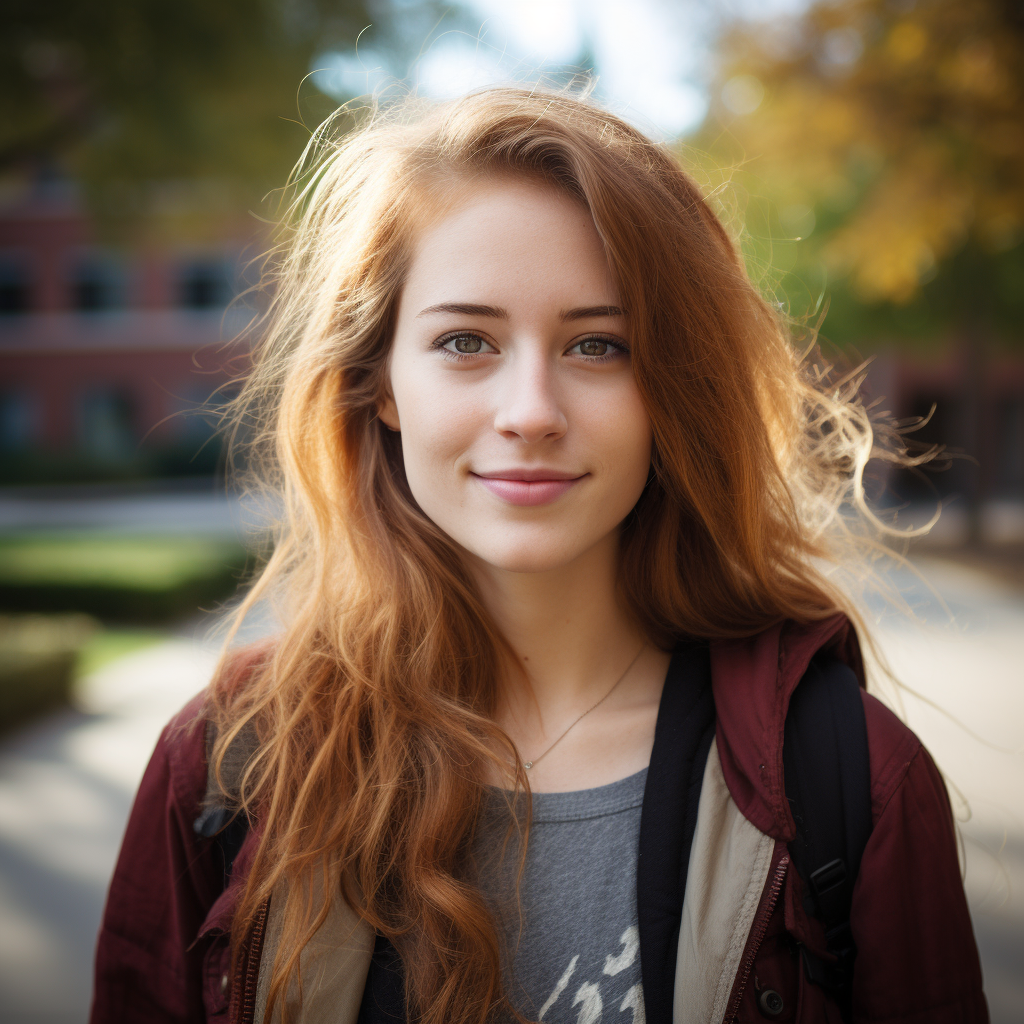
top-left (90, 88), bottom-right (987, 1024)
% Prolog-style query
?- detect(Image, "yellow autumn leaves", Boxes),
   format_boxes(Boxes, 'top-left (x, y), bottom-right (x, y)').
top-left (701, 0), bottom-right (1024, 305)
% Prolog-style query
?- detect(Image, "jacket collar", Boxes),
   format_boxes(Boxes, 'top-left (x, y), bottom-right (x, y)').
top-left (709, 613), bottom-right (864, 841)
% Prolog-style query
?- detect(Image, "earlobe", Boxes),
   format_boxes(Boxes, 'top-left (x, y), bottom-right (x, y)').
top-left (377, 395), bottom-right (400, 432)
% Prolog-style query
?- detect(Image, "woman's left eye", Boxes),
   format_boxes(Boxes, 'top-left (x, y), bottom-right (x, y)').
top-left (570, 337), bottom-right (626, 360)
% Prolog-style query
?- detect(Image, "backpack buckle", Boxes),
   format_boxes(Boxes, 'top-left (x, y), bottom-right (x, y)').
top-left (194, 805), bottom-right (233, 838)
top-left (810, 857), bottom-right (847, 897)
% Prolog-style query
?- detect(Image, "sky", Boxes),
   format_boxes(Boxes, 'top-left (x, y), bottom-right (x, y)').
top-left (312, 0), bottom-right (814, 140)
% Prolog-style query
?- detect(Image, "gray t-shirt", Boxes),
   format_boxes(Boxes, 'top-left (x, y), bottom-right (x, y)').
top-left (476, 768), bottom-right (648, 1023)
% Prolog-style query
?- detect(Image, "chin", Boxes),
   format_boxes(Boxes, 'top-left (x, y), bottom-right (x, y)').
top-left (482, 552), bottom-right (573, 574)
top-left (461, 532), bottom-right (598, 575)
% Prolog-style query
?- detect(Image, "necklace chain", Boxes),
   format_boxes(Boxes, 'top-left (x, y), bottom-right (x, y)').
top-left (521, 643), bottom-right (647, 771)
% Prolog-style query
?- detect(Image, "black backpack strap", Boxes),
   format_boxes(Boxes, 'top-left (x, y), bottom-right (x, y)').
top-left (636, 640), bottom-right (716, 1023)
top-left (194, 803), bottom-right (250, 889)
top-left (783, 655), bottom-right (872, 1020)
top-left (358, 933), bottom-right (407, 1023)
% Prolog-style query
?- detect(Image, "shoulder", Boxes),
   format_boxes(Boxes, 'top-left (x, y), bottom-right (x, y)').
top-left (157, 641), bottom-right (274, 809)
top-left (156, 690), bottom-right (210, 814)
top-left (709, 614), bottom-right (930, 840)
top-left (859, 689), bottom-right (926, 825)
top-left (91, 643), bottom-right (272, 1022)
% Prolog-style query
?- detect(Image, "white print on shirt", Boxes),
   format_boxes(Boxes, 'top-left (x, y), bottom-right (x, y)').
top-left (619, 984), bottom-right (644, 1021)
top-left (603, 927), bottom-right (640, 976)
top-left (538, 928), bottom-right (646, 1023)
top-left (539, 956), bottom-right (579, 1019)
top-left (573, 982), bottom-right (602, 1024)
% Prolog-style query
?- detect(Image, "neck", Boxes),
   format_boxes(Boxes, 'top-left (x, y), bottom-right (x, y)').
top-left (465, 530), bottom-right (647, 721)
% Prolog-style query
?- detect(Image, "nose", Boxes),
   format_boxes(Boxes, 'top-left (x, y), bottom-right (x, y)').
top-left (492, 350), bottom-right (568, 444)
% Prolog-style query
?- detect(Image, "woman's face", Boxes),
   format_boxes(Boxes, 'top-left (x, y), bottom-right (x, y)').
top-left (382, 177), bottom-right (652, 574)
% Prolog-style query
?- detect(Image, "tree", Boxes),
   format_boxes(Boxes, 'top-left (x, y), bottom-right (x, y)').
top-left (692, 0), bottom-right (1024, 534)
top-left (695, 0), bottom-right (1024, 344)
top-left (1, 0), bottom-right (455, 225)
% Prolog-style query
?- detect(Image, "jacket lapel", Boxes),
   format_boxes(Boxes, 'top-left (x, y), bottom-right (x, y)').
top-left (253, 878), bottom-right (374, 1024)
top-left (673, 741), bottom-right (774, 1024)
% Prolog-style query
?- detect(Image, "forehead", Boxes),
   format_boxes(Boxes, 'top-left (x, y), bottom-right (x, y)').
top-left (399, 176), bottom-right (619, 311)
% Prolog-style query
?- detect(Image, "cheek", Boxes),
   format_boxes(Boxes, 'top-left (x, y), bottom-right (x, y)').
top-left (582, 386), bottom-right (653, 482)
top-left (393, 373), bottom-right (484, 479)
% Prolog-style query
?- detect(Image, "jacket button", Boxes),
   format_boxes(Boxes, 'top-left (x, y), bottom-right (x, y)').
top-left (220, 973), bottom-right (230, 994)
top-left (758, 989), bottom-right (785, 1017)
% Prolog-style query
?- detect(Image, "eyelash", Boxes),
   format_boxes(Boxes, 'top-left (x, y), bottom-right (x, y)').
top-left (432, 331), bottom-right (630, 363)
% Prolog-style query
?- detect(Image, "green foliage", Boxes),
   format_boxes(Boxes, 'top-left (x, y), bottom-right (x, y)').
top-left (2, 0), bottom-right (456, 227)
top-left (696, 0), bottom-right (1024, 346)
top-left (74, 627), bottom-right (166, 677)
top-left (0, 616), bottom-right (165, 732)
top-left (0, 534), bottom-right (250, 621)
top-left (0, 614), bottom-right (95, 732)
top-left (0, 436), bottom-right (228, 487)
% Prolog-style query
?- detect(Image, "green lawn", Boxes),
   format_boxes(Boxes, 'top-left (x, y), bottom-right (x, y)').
top-left (0, 535), bottom-right (247, 589)
top-left (0, 533), bottom-right (252, 622)
top-left (0, 533), bottom-right (252, 729)
top-left (75, 627), bottom-right (167, 676)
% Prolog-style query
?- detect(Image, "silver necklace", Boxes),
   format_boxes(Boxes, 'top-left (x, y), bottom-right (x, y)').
top-left (521, 643), bottom-right (647, 770)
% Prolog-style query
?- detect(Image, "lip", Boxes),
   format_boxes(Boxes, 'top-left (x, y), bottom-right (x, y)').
top-left (471, 469), bottom-right (587, 507)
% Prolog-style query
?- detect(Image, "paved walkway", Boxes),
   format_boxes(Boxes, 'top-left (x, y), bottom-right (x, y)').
top-left (865, 559), bottom-right (1024, 1020)
top-left (0, 634), bottom-right (219, 1024)
top-left (0, 559), bottom-right (1021, 1023)
top-left (0, 482), bottom-right (277, 539)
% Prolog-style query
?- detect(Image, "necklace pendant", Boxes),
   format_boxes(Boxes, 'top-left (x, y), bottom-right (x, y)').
top-left (523, 761), bottom-right (533, 770)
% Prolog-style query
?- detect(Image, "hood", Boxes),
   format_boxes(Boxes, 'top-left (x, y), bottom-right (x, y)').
top-left (709, 613), bottom-right (865, 841)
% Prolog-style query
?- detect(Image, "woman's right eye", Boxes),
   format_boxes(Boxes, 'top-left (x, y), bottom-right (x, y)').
top-left (437, 333), bottom-right (496, 357)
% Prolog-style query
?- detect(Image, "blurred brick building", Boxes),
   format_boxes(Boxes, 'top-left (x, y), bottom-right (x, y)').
top-left (1, 175), bottom-right (1021, 538)
top-left (865, 349), bottom-right (1024, 541)
top-left (0, 176), bottom-right (253, 484)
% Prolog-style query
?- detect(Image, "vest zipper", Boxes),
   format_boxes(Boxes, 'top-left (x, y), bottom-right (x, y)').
top-left (234, 898), bottom-right (269, 1024)
top-left (723, 853), bottom-right (789, 1023)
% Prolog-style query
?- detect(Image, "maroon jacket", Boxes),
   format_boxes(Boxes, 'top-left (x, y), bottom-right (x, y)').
top-left (90, 615), bottom-right (988, 1023)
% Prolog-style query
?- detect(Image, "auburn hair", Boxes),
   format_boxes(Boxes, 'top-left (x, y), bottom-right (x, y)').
top-left (210, 86), bottom-right (911, 1023)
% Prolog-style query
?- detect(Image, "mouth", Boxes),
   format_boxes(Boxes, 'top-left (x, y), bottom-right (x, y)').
top-left (471, 469), bottom-right (587, 507)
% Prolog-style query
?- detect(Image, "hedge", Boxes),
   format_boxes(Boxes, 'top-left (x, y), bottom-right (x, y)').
top-left (0, 534), bottom-right (251, 622)
top-left (0, 614), bottom-right (96, 733)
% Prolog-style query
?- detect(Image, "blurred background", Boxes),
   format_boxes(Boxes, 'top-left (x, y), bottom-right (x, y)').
top-left (1, 0), bottom-right (1022, 1021)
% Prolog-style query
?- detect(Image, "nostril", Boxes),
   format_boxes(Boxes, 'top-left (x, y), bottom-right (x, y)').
top-left (494, 402), bottom-right (568, 443)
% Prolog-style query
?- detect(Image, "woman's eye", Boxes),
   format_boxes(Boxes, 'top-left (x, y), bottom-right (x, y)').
top-left (439, 333), bottom-right (494, 356)
top-left (570, 336), bottom-right (625, 359)
top-left (578, 338), bottom-right (610, 357)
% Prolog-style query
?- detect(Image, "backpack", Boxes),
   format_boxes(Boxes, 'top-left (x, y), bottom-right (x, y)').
top-left (194, 649), bottom-right (872, 1022)
top-left (783, 655), bottom-right (872, 1022)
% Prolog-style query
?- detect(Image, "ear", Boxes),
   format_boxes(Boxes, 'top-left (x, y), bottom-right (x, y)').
top-left (377, 393), bottom-right (400, 431)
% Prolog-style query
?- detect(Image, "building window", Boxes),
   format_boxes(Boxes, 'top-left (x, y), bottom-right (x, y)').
top-left (78, 388), bottom-right (136, 460)
top-left (72, 254), bottom-right (125, 311)
top-left (888, 391), bottom-right (967, 503)
top-left (179, 258), bottom-right (233, 309)
top-left (997, 396), bottom-right (1024, 497)
top-left (0, 254), bottom-right (30, 314)
top-left (0, 390), bottom-right (38, 449)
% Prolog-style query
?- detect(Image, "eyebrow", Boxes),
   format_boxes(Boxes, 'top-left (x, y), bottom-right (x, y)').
top-left (416, 302), bottom-right (625, 321)
top-left (417, 302), bottom-right (508, 319)
top-left (561, 305), bottom-right (625, 322)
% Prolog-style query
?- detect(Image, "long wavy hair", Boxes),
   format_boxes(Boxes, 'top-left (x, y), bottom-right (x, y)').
top-left (209, 86), bottom-right (919, 1024)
